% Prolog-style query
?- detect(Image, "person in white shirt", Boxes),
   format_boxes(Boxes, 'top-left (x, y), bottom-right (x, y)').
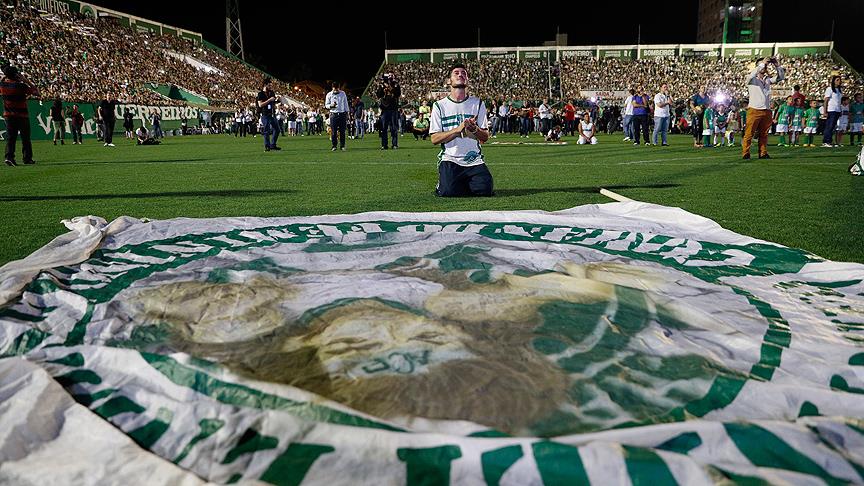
top-left (538, 99), bottom-right (552, 135)
top-left (578, 113), bottom-right (598, 145)
top-left (822, 75), bottom-right (843, 147)
top-left (325, 84), bottom-right (350, 151)
top-left (622, 88), bottom-right (635, 141)
top-left (742, 56), bottom-right (784, 160)
top-left (652, 84), bottom-right (672, 146)
top-left (429, 63), bottom-right (492, 197)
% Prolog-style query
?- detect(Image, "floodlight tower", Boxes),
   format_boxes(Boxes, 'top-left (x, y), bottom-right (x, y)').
top-left (226, 0), bottom-right (245, 61)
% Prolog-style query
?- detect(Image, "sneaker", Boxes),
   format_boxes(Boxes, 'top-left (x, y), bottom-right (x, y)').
top-left (822, 143), bottom-right (833, 147)
top-left (5, 159), bottom-right (16, 166)
top-left (331, 147), bottom-right (337, 151)
top-left (742, 154), bottom-right (751, 160)
top-left (662, 143), bottom-right (670, 146)
top-left (341, 147), bottom-right (346, 151)
top-left (380, 146), bottom-right (387, 150)
top-left (107, 143), bottom-right (115, 147)
top-left (623, 137), bottom-right (631, 142)
top-left (103, 143), bottom-right (108, 147)
top-left (53, 141), bottom-right (57, 146)
top-left (758, 154), bottom-right (771, 159)
top-left (392, 146), bottom-right (398, 149)
top-left (270, 146), bottom-right (282, 151)
top-left (264, 147), bottom-right (270, 152)
top-left (61, 140), bottom-right (64, 145)
top-left (633, 142), bottom-right (639, 146)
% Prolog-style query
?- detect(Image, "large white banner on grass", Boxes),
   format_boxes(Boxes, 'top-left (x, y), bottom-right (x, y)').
top-left (1, 203), bottom-right (863, 485)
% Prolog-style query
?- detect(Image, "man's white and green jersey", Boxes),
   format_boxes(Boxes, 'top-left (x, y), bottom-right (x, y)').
top-left (430, 95), bottom-right (488, 167)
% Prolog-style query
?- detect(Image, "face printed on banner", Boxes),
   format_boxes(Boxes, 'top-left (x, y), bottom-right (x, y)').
top-left (124, 244), bottom-right (759, 436)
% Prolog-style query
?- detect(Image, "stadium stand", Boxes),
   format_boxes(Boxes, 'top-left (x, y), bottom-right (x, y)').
top-left (0, 3), bottom-right (315, 109)
top-left (371, 49), bottom-right (864, 107)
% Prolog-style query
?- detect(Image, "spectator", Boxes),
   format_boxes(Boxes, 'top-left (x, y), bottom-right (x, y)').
top-left (1, 64), bottom-right (40, 165)
top-left (49, 98), bottom-right (66, 145)
top-left (577, 113), bottom-right (597, 145)
top-left (631, 88), bottom-right (651, 146)
top-left (823, 75), bottom-right (843, 147)
top-left (652, 83), bottom-right (672, 146)
top-left (70, 104), bottom-right (84, 144)
top-left (136, 124), bottom-right (160, 145)
top-left (97, 91), bottom-right (118, 147)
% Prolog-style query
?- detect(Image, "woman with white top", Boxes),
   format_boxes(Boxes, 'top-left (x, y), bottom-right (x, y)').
top-left (823, 75), bottom-right (843, 147)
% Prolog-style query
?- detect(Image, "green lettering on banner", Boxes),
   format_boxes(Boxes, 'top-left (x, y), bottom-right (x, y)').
top-left (173, 418), bottom-right (225, 464)
top-left (46, 352), bottom-right (85, 367)
top-left (222, 428), bottom-right (279, 464)
top-left (622, 445), bottom-right (677, 486)
top-left (532, 441), bottom-right (590, 485)
top-left (723, 422), bottom-right (846, 485)
top-left (798, 401), bottom-right (820, 417)
top-left (481, 445), bottom-right (523, 486)
top-left (92, 395), bottom-right (146, 419)
top-left (259, 443), bottom-right (335, 486)
top-left (850, 353), bottom-right (864, 366)
top-left (127, 407), bottom-right (173, 449)
top-left (397, 446), bottom-right (463, 486)
top-left (0, 328), bottom-right (49, 357)
top-left (55, 369), bottom-right (102, 387)
top-left (656, 432), bottom-right (702, 455)
top-left (830, 375), bottom-right (864, 395)
top-left (71, 388), bottom-right (117, 406)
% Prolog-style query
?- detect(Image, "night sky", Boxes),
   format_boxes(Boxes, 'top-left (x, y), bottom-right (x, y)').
top-left (93, 1), bottom-right (863, 95)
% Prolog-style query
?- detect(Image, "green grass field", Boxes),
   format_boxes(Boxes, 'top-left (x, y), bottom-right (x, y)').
top-left (1, 131), bottom-right (862, 266)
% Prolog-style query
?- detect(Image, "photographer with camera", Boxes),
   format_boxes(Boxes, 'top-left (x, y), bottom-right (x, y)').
top-left (742, 56), bottom-right (784, 159)
top-left (257, 77), bottom-right (281, 152)
top-left (376, 73), bottom-right (401, 150)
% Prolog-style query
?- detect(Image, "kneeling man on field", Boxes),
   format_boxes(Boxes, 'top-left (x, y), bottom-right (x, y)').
top-left (430, 63), bottom-right (493, 197)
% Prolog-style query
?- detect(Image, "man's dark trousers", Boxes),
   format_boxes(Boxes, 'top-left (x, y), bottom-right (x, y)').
top-left (330, 112), bottom-right (347, 149)
top-left (436, 161), bottom-right (493, 197)
top-left (103, 118), bottom-right (116, 144)
top-left (380, 109), bottom-right (399, 148)
top-left (4, 116), bottom-right (33, 163)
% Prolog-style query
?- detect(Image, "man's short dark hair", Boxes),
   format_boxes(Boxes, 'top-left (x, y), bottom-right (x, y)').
top-left (2, 64), bottom-right (19, 79)
top-left (794, 85), bottom-right (801, 91)
top-left (263, 77), bottom-right (272, 86)
top-left (450, 62), bottom-right (467, 74)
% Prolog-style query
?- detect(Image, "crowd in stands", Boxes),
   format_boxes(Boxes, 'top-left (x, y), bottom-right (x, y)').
top-left (370, 54), bottom-right (862, 112)
top-left (560, 55), bottom-right (864, 101)
top-left (376, 59), bottom-right (551, 104)
top-left (0, 3), bottom-right (313, 109)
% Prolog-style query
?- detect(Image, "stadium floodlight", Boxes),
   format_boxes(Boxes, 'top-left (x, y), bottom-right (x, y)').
top-left (225, 0), bottom-right (245, 61)
top-left (714, 93), bottom-right (727, 104)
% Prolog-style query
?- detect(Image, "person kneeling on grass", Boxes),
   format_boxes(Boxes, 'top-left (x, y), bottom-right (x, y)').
top-left (136, 125), bottom-right (160, 145)
top-left (412, 114), bottom-right (430, 140)
top-left (578, 114), bottom-right (597, 145)
top-left (430, 63), bottom-right (493, 197)
top-left (545, 124), bottom-right (562, 142)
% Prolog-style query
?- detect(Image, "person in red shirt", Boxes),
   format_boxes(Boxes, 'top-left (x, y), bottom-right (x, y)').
top-left (0, 65), bottom-right (40, 166)
top-left (790, 85), bottom-right (806, 108)
top-left (564, 100), bottom-right (576, 136)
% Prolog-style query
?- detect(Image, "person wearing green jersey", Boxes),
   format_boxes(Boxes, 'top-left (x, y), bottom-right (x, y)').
top-left (774, 96), bottom-right (792, 146)
top-left (713, 104), bottom-right (728, 147)
top-left (850, 93), bottom-right (864, 146)
top-left (803, 100), bottom-right (821, 147)
top-left (789, 98), bottom-right (805, 146)
top-left (702, 104), bottom-right (715, 147)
